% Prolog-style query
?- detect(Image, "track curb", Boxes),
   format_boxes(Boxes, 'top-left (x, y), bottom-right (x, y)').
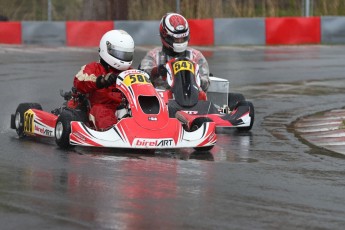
top-left (293, 108), bottom-right (345, 155)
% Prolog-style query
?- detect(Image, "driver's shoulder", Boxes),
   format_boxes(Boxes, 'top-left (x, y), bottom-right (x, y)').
top-left (187, 47), bottom-right (203, 56)
top-left (146, 47), bottom-right (162, 56)
top-left (186, 47), bottom-right (200, 51)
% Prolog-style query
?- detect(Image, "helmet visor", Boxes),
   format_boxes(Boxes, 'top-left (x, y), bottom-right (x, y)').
top-left (165, 33), bottom-right (189, 48)
top-left (108, 48), bottom-right (133, 62)
top-left (174, 36), bottom-right (189, 43)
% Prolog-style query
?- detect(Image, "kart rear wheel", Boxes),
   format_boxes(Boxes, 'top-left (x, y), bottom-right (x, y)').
top-left (55, 109), bottom-right (79, 149)
top-left (12, 103), bottom-right (42, 138)
top-left (190, 117), bottom-right (215, 151)
top-left (228, 93), bottom-right (245, 111)
top-left (236, 101), bottom-right (254, 132)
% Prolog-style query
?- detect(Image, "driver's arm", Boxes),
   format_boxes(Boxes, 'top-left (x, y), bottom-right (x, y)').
top-left (194, 51), bottom-right (210, 92)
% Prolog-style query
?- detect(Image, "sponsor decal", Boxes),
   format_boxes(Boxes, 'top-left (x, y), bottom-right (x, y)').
top-left (35, 125), bottom-right (53, 136)
top-left (148, 116), bottom-right (158, 121)
top-left (73, 132), bottom-right (86, 141)
top-left (134, 138), bottom-right (174, 147)
top-left (176, 25), bottom-right (185, 30)
top-left (182, 110), bottom-right (198, 115)
top-left (174, 32), bottom-right (188, 38)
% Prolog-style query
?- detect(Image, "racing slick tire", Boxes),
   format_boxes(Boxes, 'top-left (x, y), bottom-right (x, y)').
top-left (228, 93), bottom-right (245, 111)
top-left (190, 117), bottom-right (215, 152)
top-left (55, 109), bottom-right (81, 149)
top-left (12, 103), bottom-right (43, 138)
top-left (236, 101), bottom-right (255, 132)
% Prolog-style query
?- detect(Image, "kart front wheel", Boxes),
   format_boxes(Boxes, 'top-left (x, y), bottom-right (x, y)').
top-left (12, 103), bottom-right (42, 138)
top-left (236, 101), bottom-right (255, 132)
top-left (55, 110), bottom-right (78, 149)
top-left (228, 93), bottom-right (245, 111)
top-left (194, 145), bottom-right (214, 152)
top-left (189, 117), bottom-right (213, 132)
top-left (190, 117), bottom-right (215, 151)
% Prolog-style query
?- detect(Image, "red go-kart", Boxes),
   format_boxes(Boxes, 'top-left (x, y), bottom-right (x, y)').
top-left (11, 69), bottom-right (216, 151)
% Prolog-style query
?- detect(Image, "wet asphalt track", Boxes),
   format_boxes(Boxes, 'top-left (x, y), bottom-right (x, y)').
top-left (1, 45), bottom-right (345, 229)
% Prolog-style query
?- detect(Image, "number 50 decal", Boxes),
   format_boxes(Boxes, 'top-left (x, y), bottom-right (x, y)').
top-left (173, 61), bottom-right (195, 75)
top-left (124, 74), bottom-right (150, 86)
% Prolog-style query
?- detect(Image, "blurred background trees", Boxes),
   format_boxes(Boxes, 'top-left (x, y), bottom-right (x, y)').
top-left (0, 0), bottom-right (344, 21)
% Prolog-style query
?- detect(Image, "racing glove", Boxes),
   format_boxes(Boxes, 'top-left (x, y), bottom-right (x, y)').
top-left (158, 64), bottom-right (167, 76)
top-left (96, 73), bottom-right (117, 88)
top-left (200, 77), bottom-right (210, 92)
top-left (151, 64), bottom-right (167, 79)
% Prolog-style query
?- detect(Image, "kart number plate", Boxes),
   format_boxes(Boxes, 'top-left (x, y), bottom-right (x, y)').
top-left (173, 60), bottom-right (194, 74)
top-left (124, 74), bottom-right (150, 86)
top-left (24, 110), bottom-right (35, 134)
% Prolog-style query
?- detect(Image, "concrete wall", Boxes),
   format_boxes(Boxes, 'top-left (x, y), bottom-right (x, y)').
top-left (321, 16), bottom-right (345, 44)
top-left (214, 18), bottom-right (265, 45)
top-left (22, 21), bottom-right (66, 45)
top-left (115, 20), bottom-right (160, 46)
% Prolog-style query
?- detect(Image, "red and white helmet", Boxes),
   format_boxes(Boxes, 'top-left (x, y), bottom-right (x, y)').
top-left (159, 13), bottom-right (190, 53)
top-left (99, 30), bottom-right (135, 70)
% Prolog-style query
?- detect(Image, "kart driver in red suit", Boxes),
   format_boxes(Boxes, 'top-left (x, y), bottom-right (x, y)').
top-left (73, 30), bottom-right (135, 130)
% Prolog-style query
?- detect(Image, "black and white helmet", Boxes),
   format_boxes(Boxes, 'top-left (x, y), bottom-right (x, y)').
top-left (99, 30), bottom-right (135, 70)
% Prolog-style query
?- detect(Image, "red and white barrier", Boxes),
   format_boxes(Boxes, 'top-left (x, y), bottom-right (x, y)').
top-left (0, 21), bottom-right (21, 44)
top-left (266, 17), bottom-right (321, 45)
top-left (0, 17), bottom-right (344, 46)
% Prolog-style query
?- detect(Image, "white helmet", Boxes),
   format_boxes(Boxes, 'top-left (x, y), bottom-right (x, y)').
top-left (99, 30), bottom-right (135, 70)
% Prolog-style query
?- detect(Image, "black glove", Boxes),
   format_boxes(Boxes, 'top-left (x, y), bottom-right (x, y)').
top-left (96, 73), bottom-right (117, 88)
top-left (158, 64), bottom-right (167, 76)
